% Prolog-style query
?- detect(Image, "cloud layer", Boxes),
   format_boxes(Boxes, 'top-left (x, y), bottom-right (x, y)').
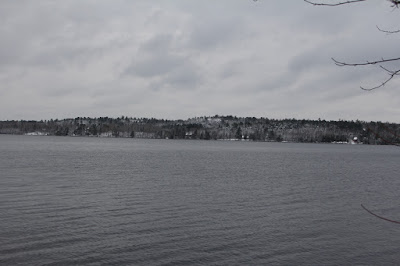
top-left (1, 0), bottom-right (399, 122)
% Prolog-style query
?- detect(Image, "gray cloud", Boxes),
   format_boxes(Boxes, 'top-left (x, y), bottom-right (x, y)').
top-left (126, 53), bottom-right (185, 78)
top-left (0, 1), bottom-right (399, 122)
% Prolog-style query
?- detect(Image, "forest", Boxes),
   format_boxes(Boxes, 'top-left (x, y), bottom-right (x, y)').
top-left (0, 116), bottom-right (399, 145)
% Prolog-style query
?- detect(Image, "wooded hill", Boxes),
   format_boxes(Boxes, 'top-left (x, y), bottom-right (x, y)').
top-left (1, 116), bottom-right (399, 145)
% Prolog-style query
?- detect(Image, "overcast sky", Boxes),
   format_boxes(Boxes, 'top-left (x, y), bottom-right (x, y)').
top-left (1, 0), bottom-right (399, 122)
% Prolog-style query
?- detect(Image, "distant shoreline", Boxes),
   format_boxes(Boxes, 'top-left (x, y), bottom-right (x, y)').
top-left (1, 116), bottom-right (399, 145)
top-left (2, 133), bottom-right (366, 147)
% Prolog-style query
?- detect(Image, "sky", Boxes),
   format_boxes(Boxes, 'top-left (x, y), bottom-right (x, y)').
top-left (1, 0), bottom-right (400, 122)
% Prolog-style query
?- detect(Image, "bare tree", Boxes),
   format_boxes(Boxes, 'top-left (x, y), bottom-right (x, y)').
top-left (305, 0), bottom-right (400, 90)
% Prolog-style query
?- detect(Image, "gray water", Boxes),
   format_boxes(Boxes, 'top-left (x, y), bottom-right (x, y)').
top-left (1, 135), bottom-right (400, 265)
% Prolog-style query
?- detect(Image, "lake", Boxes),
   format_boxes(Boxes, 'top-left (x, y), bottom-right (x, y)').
top-left (1, 135), bottom-right (400, 265)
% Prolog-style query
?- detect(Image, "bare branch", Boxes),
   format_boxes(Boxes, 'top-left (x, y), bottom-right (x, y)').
top-left (380, 65), bottom-right (400, 75)
top-left (304, 0), bottom-right (366, 6)
top-left (331, 58), bottom-right (400, 90)
top-left (376, 25), bottom-right (400, 34)
top-left (332, 57), bottom-right (400, 66)
top-left (360, 67), bottom-right (400, 91)
top-left (304, 0), bottom-right (399, 7)
top-left (367, 123), bottom-right (400, 145)
top-left (305, 0), bottom-right (400, 89)
top-left (361, 204), bottom-right (400, 224)
top-left (388, 0), bottom-right (400, 8)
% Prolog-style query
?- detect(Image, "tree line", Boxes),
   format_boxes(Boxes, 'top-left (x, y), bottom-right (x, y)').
top-left (0, 116), bottom-right (399, 145)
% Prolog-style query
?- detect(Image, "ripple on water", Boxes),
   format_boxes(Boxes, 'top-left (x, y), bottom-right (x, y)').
top-left (1, 136), bottom-right (400, 265)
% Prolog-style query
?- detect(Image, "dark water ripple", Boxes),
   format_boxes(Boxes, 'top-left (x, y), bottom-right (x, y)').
top-left (1, 135), bottom-right (400, 265)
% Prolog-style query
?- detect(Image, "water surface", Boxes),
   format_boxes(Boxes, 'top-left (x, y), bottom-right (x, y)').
top-left (1, 135), bottom-right (400, 265)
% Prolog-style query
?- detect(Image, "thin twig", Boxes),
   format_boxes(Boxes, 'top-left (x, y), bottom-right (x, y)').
top-left (366, 125), bottom-right (400, 145)
top-left (305, 0), bottom-right (400, 89)
top-left (361, 204), bottom-right (400, 224)
top-left (388, 0), bottom-right (400, 8)
top-left (304, 0), bottom-right (366, 6)
top-left (332, 57), bottom-right (400, 66)
top-left (361, 69), bottom-right (400, 90)
top-left (376, 25), bottom-right (400, 34)
top-left (331, 58), bottom-right (400, 90)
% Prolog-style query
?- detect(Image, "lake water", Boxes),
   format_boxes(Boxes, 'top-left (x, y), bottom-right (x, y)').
top-left (1, 135), bottom-right (400, 265)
